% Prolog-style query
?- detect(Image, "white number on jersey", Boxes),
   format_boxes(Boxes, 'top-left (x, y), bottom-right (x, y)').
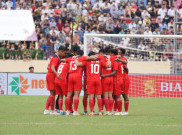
top-left (91, 64), bottom-right (100, 74)
top-left (58, 65), bottom-right (64, 74)
top-left (121, 65), bottom-right (124, 74)
top-left (70, 61), bottom-right (77, 70)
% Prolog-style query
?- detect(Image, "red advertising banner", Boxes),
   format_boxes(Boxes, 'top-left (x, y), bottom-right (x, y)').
top-left (129, 74), bottom-right (182, 97)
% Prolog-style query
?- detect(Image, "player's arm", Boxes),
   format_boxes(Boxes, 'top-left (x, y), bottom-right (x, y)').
top-left (51, 65), bottom-right (61, 79)
top-left (123, 65), bottom-right (129, 74)
top-left (115, 58), bottom-right (127, 64)
top-left (60, 59), bottom-right (66, 62)
top-left (74, 60), bottom-right (84, 67)
top-left (85, 55), bottom-right (97, 61)
top-left (101, 70), bottom-right (117, 78)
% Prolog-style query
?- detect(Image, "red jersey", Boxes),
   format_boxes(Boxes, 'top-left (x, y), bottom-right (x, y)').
top-left (56, 62), bottom-right (69, 80)
top-left (120, 56), bottom-right (129, 79)
top-left (83, 60), bottom-right (107, 80)
top-left (65, 56), bottom-right (87, 75)
top-left (113, 60), bottom-right (124, 80)
top-left (48, 54), bottom-right (60, 74)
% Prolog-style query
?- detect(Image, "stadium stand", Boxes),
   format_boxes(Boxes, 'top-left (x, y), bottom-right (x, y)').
top-left (0, 0), bottom-right (182, 61)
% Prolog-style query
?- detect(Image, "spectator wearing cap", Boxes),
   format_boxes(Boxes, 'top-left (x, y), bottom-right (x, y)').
top-left (0, 43), bottom-right (6, 60)
top-left (30, 43), bottom-right (37, 60)
top-left (17, 45), bottom-right (23, 60)
top-left (10, 44), bottom-right (17, 60)
top-left (5, 43), bottom-right (11, 60)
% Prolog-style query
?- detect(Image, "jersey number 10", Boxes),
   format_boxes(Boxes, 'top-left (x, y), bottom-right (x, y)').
top-left (91, 64), bottom-right (100, 74)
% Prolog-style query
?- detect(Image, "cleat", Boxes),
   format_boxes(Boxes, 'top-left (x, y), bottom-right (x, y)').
top-left (89, 112), bottom-right (94, 116)
top-left (44, 110), bottom-right (50, 115)
top-left (114, 112), bottom-right (123, 116)
top-left (84, 111), bottom-right (88, 115)
top-left (60, 111), bottom-right (64, 115)
top-left (73, 111), bottom-right (80, 116)
top-left (98, 112), bottom-right (102, 116)
top-left (122, 112), bottom-right (129, 116)
top-left (111, 111), bottom-right (116, 115)
top-left (70, 111), bottom-right (74, 115)
top-left (101, 111), bottom-right (104, 115)
top-left (50, 111), bottom-right (59, 115)
top-left (63, 112), bottom-right (66, 115)
top-left (54, 109), bottom-right (60, 113)
top-left (105, 112), bottom-right (112, 116)
top-left (66, 111), bottom-right (70, 115)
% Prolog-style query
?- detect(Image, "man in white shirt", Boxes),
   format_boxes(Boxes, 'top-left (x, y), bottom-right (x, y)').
top-left (158, 4), bottom-right (167, 18)
top-left (6, 0), bottom-right (13, 10)
top-left (167, 6), bottom-right (175, 18)
top-left (168, 19), bottom-right (174, 30)
top-left (128, 19), bottom-right (136, 30)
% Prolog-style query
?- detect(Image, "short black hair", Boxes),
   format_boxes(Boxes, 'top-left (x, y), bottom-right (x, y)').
top-left (72, 45), bottom-right (80, 53)
top-left (110, 49), bottom-right (118, 55)
top-left (29, 66), bottom-right (34, 70)
top-left (77, 50), bottom-right (84, 56)
top-left (58, 46), bottom-right (66, 51)
top-left (120, 48), bottom-right (126, 55)
top-left (88, 51), bottom-right (96, 56)
top-left (99, 49), bottom-right (105, 54)
top-left (105, 47), bottom-right (111, 53)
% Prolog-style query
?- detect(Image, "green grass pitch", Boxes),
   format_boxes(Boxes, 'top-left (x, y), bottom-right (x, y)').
top-left (0, 96), bottom-right (182, 135)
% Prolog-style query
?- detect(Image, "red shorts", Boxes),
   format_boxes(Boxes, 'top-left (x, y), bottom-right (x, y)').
top-left (68, 74), bottom-right (82, 91)
top-left (101, 77), bottom-right (113, 92)
top-left (87, 80), bottom-right (102, 95)
top-left (46, 73), bottom-right (56, 90)
top-left (55, 78), bottom-right (68, 95)
top-left (121, 78), bottom-right (130, 94)
top-left (113, 79), bottom-right (123, 95)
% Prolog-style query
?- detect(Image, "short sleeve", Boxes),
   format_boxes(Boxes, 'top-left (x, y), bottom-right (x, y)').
top-left (52, 57), bottom-right (59, 66)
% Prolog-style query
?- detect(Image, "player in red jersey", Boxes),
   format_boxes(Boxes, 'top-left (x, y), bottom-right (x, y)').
top-left (54, 59), bottom-right (69, 115)
top-left (118, 48), bottom-right (130, 115)
top-left (61, 47), bottom-right (87, 115)
top-left (101, 49), bottom-right (124, 115)
top-left (98, 49), bottom-right (113, 115)
top-left (75, 51), bottom-right (110, 116)
top-left (44, 46), bottom-right (66, 115)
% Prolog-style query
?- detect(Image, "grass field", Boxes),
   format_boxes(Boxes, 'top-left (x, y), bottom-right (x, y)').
top-left (0, 96), bottom-right (182, 135)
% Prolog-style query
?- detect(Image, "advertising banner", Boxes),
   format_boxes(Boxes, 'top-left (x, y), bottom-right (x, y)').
top-left (8, 73), bottom-right (49, 95)
top-left (129, 74), bottom-right (182, 97)
top-left (0, 73), bottom-right (7, 95)
top-left (0, 10), bottom-right (37, 41)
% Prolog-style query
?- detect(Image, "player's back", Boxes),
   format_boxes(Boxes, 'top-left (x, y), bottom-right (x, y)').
top-left (114, 60), bottom-right (124, 79)
top-left (56, 62), bottom-right (69, 80)
top-left (67, 56), bottom-right (86, 76)
top-left (85, 60), bottom-right (105, 81)
top-left (48, 54), bottom-right (60, 74)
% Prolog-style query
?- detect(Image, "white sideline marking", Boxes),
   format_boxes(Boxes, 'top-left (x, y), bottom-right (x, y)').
top-left (0, 123), bottom-right (182, 128)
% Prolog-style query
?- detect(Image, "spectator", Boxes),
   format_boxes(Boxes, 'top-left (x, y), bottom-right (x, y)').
top-left (0, 43), bottom-right (6, 60)
top-left (30, 43), bottom-right (37, 60)
top-left (159, 21), bottom-right (167, 31)
top-left (10, 44), bottom-right (17, 60)
top-left (36, 44), bottom-right (43, 60)
top-left (17, 45), bottom-right (23, 60)
top-left (29, 66), bottom-right (34, 73)
top-left (5, 43), bottom-right (11, 60)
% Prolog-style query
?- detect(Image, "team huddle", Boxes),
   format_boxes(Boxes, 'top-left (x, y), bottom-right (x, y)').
top-left (44, 45), bottom-right (130, 116)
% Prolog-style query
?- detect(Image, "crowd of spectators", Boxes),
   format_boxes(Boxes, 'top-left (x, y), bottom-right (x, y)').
top-left (0, 0), bottom-right (182, 61)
